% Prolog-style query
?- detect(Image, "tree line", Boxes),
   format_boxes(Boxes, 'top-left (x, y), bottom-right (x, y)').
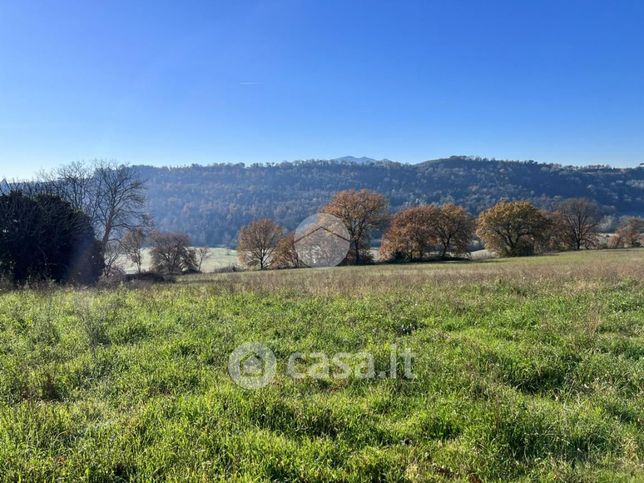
top-left (1, 162), bottom-right (642, 285)
top-left (0, 160), bottom-right (220, 284)
top-left (235, 189), bottom-right (644, 270)
top-left (134, 157), bottom-right (644, 246)
top-left (0, 160), bottom-right (149, 285)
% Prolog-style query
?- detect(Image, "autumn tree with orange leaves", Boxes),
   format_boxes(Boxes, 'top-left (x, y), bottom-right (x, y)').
top-left (321, 189), bottom-right (388, 264)
top-left (380, 203), bottom-right (475, 261)
top-left (432, 203), bottom-right (475, 258)
top-left (477, 200), bottom-right (551, 257)
top-left (380, 205), bottom-right (438, 261)
top-left (611, 217), bottom-right (644, 248)
top-left (271, 232), bottom-right (303, 269)
top-left (554, 198), bottom-right (601, 250)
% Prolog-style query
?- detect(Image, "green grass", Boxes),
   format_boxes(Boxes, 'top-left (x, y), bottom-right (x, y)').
top-left (0, 250), bottom-right (642, 481)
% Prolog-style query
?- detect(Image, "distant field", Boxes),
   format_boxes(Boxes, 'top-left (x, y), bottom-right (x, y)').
top-left (120, 247), bottom-right (493, 274)
top-left (120, 247), bottom-right (239, 273)
top-left (0, 250), bottom-right (642, 480)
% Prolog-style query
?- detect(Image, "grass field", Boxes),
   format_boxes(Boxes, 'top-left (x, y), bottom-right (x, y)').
top-left (0, 250), bottom-right (642, 480)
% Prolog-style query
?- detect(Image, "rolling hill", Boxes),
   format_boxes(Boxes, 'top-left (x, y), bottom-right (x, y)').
top-left (135, 156), bottom-right (644, 246)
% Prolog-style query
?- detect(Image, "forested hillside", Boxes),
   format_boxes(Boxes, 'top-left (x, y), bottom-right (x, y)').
top-left (136, 157), bottom-right (644, 246)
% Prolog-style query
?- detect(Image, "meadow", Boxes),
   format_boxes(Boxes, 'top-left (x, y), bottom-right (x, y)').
top-left (0, 250), bottom-right (642, 481)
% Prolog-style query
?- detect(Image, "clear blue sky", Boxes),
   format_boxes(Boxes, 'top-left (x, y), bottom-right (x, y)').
top-left (1, 0), bottom-right (644, 178)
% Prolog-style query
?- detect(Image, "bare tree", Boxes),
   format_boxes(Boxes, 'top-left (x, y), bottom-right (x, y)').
top-left (92, 161), bottom-right (149, 248)
top-left (39, 160), bottom-right (149, 247)
top-left (102, 241), bottom-right (124, 277)
top-left (237, 219), bottom-right (284, 270)
top-left (150, 232), bottom-right (197, 275)
top-left (121, 228), bottom-right (147, 273)
top-left (555, 198), bottom-right (600, 250)
top-left (38, 161), bottom-right (97, 218)
top-left (196, 247), bottom-right (211, 272)
top-left (321, 189), bottom-right (388, 264)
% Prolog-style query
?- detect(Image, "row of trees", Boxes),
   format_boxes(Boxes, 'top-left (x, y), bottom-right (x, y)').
top-left (381, 203), bottom-right (474, 261)
top-left (1, 160), bottom-right (151, 285)
top-left (236, 190), bottom-right (644, 269)
top-left (2, 160), bottom-right (221, 284)
top-left (2, 162), bottom-right (642, 283)
top-left (237, 190), bottom-right (390, 269)
top-left (137, 157), bottom-right (644, 246)
top-left (122, 229), bottom-right (210, 276)
top-left (477, 198), bottom-right (642, 256)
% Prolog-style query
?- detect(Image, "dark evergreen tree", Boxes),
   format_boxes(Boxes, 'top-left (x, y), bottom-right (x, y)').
top-left (0, 191), bottom-right (104, 285)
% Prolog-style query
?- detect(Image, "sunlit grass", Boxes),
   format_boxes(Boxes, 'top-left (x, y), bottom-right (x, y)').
top-left (0, 249), bottom-right (642, 480)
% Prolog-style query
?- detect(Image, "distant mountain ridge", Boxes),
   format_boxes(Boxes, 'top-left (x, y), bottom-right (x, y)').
top-left (331, 156), bottom-right (395, 164)
top-left (134, 156), bottom-right (644, 246)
